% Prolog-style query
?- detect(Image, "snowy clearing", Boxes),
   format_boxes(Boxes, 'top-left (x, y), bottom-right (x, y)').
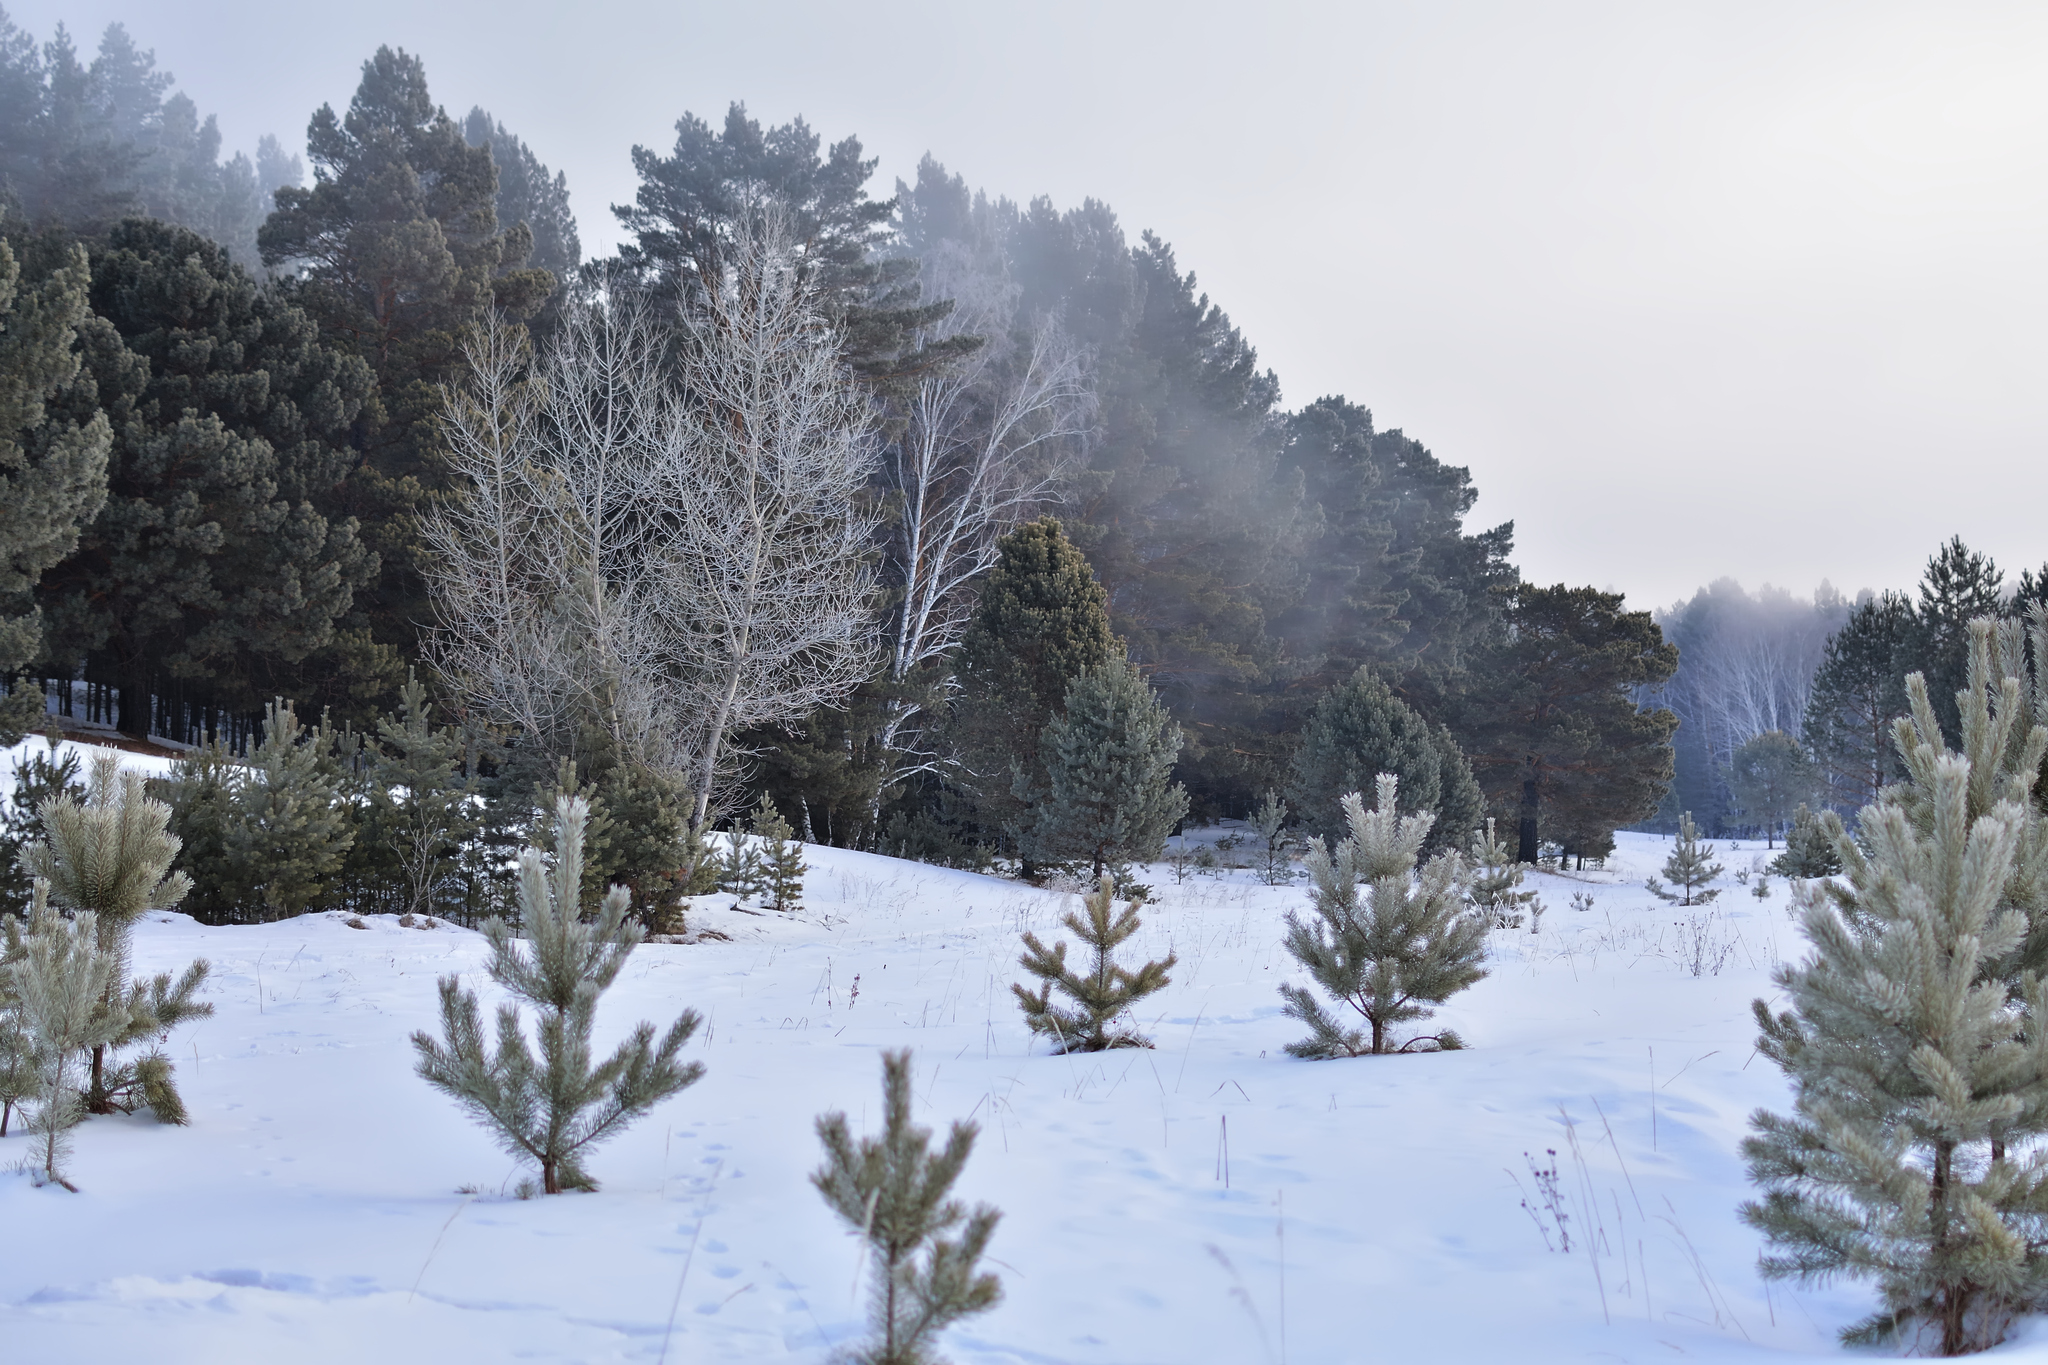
top-left (3, 739), bottom-right (2035, 1363)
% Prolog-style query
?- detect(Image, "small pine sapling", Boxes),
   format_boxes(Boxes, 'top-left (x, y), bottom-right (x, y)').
top-left (813, 1049), bottom-right (1003, 1365)
top-left (5, 888), bottom-right (114, 1190)
top-left (1769, 803), bottom-right (1845, 878)
top-left (25, 753), bottom-right (210, 1117)
top-left (1645, 812), bottom-right (1723, 905)
top-left (1252, 790), bottom-right (1293, 885)
top-left (0, 744), bottom-right (82, 914)
top-left (716, 824), bottom-right (767, 903)
top-left (1466, 818), bottom-right (1537, 928)
top-left (1013, 874), bottom-right (1176, 1052)
top-left (750, 794), bottom-right (807, 913)
top-left (412, 795), bottom-right (705, 1193)
top-left (1279, 775), bottom-right (1487, 1056)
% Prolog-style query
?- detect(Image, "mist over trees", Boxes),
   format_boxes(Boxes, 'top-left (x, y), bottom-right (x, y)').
top-left (0, 11), bottom-right (1697, 881)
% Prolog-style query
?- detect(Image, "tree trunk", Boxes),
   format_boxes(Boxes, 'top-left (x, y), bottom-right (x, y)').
top-left (118, 664), bottom-right (151, 739)
top-left (1517, 758), bottom-right (1541, 864)
top-left (542, 1154), bottom-right (561, 1195)
top-left (88, 1042), bottom-right (110, 1113)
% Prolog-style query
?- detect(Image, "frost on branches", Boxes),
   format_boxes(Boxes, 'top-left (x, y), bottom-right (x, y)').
top-left (1279, 774), bottom-right (1486, 1057)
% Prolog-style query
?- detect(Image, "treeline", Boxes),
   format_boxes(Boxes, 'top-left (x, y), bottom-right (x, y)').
top-left (0, 14), bottom-right (1686, 891)
top-left (1645, 536), bottom-right (2048, 840)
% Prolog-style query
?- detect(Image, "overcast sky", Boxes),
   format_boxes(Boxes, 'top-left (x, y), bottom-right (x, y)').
top-left (15, 0), bottom-right (2047, 614)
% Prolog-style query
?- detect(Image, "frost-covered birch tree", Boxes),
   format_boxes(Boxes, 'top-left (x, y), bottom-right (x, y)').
top-left (875, 247), bottom-right (1091, 782)
top-left (430, 210), bottom-right (883, 833)
top-left (657, 207), bottom-right (882, 830)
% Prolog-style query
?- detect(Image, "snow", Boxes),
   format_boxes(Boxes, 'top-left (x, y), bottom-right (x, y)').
top-left (2, 739), bottom-right (2035, 1362)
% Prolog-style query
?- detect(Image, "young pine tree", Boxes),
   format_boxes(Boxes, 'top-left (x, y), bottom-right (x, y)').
top-left (1467, 817), bottom-right (1538, 928)
top-left (1252, 789), bottom-right (1292, 886)
top-left (751, 794), bottom-right (807, 914)
top-left (0, 743), bottom-right (82, 914)
top-left (5, 891), bottom-right (113, 1190)
top-left (1769, 804), bottom-right (1845, 878)
top-left (412, 795), bottom-right (704, 1194)
top-left (716, 822), bottom-right (767, 903)
top-left (1646, 812), bottom-right (1723, 905)
top-left (1743, 752), bottom-right (2048, 1354)
top-left (26, 752), bottom-right (209, 1117)
top-left (813, 1049), bottom-right (1003, 1365)
top-left (1279, 774), bottom-right (1486, 1056)
top-left (1025, 660), bottom-right (1188, 880)
top-left (1013, 874), bottom-right (1176, 1052)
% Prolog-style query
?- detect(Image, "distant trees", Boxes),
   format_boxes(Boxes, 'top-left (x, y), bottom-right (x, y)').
top-left (1805, 591), bottom-right (1913, 813)
top-left (1725, 730), bottom-right (1814, 846)
top-left (1650, 579), bottom-right (1849, 831)
top-left (0, 17), bottom-right (300, 262)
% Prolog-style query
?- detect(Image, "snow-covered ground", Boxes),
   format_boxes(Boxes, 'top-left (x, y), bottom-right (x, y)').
top-left (5, 739), bottom-right (2043, 1362)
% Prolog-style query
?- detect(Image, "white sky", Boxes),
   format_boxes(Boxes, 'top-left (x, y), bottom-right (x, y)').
top-left (15, 0), bottom-right (2048, 614)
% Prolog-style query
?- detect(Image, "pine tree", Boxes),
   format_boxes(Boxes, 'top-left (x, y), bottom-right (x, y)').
top-left (25, 751), bottom-right (208, 1115)
top-left (1025, 660), bottom-right (1189, 880)
top-left (613, 102), bottom-right (967, 389)
top-left (260, 46), bottom-right (554, 685)
top-left (1457, 583), bottom-right (1679, 862)
top-left (462, 108), bottom-right (580, 293)
top-left (35, 219), bottom-right (376, 734)
top-left (0, 742), bottom-right (81, 914)
top-left (1645, 812), bottom-right (1723, 906)
top-left (1279, 774), bottom-right (1486, 1056)
top-left (4, 890), bottom-right (112, 1190)
top-left (1285, 667), bottom-right (1445, 851)
top-left (161, 701), bottom-right (356, 923)
top-left (1013, 873), bottom-right (1176, 1052)
top-left (1726, 730), bottom-right (1815, 846)
top-left (1467, 817), bottom-right (1538, 928)
top-left (360, 671), bottom-right (477, 919)
top-left (715, 824), bottom-right (766, 903)
top-left (1251, 789), bottom-right (1292, 885)
top-left (812, 1048), bottom-right (1003, 1365)
top-left (950, 517), bottom-right (1116, 846)
top-left (0, 231), bottom-right (110, 742)
top-left (1743, 750), bottom-right (2048, 1353)
top-left (224, 701), bottom-right (355, 921)
top-left (413, 795), bottom-right (704, 1194)
top-left (751, 794), bottom-right (807, 915)
top-left (1806, 591), bottom-right (1913, 810)
top-left (1770, 804), bottom-right (1845, 878)
top-left (1903, 537), bottom-right (2004, 744)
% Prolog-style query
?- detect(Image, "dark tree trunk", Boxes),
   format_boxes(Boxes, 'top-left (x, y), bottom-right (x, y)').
top-left (117, 663), bottom-right (151, 739)
top-left (1517, 758), bottom-right (1541, 864)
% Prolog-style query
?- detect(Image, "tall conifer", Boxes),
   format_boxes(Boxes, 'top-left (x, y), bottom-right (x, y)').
top-left (1026, 660), bottom-right (1188, 880)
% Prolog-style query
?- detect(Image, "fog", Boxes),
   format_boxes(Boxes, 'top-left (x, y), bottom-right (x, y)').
top-left (17, 0), bottom-right (2047, 609)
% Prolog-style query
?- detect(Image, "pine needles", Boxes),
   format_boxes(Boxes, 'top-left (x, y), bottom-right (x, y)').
top-left (412, 794), bottom-right (704, 1193)
top-left (1278, 774), bottom-right (1486, 1057)
top-left (1013, 873), bottom-right (1175, 1052)
top-left (813, 1049), bottom-right (1002, 1365)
